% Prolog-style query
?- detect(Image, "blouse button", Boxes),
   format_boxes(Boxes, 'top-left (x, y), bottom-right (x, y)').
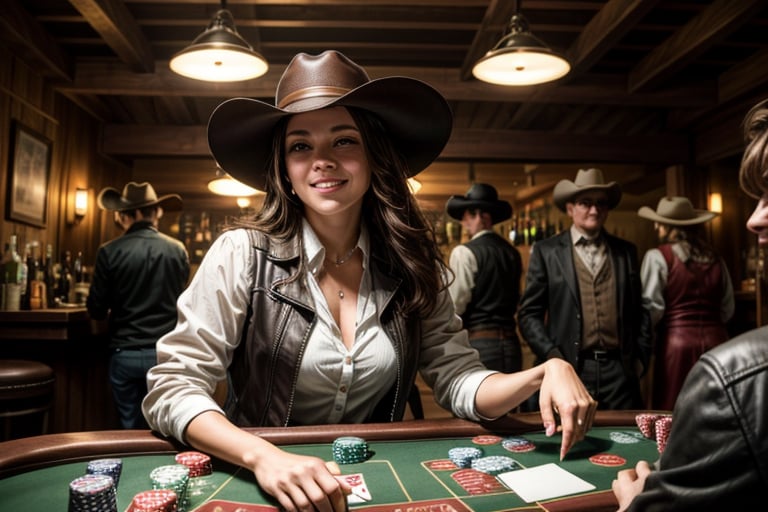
top-left (339, 385), bottom-right (347, 393)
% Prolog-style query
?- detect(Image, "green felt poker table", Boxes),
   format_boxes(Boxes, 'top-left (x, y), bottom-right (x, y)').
top-left (0, 411), bottom-right (661, 512)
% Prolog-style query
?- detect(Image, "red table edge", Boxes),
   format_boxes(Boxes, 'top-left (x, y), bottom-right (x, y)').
top-left (0, 410), bottom-right (650, 479)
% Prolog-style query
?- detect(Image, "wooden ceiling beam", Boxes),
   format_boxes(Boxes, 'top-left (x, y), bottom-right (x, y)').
top-left (102, 123), bottom-right (690, 164)
top-left (628, 0), bottom-right (764, 93)
top-left (68, 0), bottom-right (155, 73)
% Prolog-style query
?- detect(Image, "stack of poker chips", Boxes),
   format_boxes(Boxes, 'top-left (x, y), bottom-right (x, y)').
top-left (448, 447), bottom-right (484, 468)
top-left (150, 464), bottom-right (190, 512)
top-left (635, 413), bottom-right (673, 453)
top-left (127, 489), bottom-right (178, 512)
top-left (68, 474), bottom-right (117, 512)
top-left (470, 455), bottom-right (521, 476)
top-left (87, 459), bottom-right (123, 488)
top-left (332, 436), bottom-right (371, 464)
top-left (175, 451), bottom-right (214, 496)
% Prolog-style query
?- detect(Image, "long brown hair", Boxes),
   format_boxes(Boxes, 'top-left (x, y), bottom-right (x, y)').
top-left (740, 98), bottom-right (768, 199)
top-left (229, 107), bottom-right (449, 317)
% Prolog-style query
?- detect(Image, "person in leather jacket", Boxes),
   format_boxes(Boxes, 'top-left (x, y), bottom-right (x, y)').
top-left (142, 50), bottom-right (598, 512)
top-left (87, 181), bottom-right (189, 429)
top-left (612, 99), bottom-right (768, 510)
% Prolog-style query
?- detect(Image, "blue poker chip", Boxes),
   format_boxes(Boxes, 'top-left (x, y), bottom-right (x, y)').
top-left (87, 458), bottom-right (123, 488)
top-left (448, 446), bottom-right (484, 468)
top-left (502, 436), bottom-right (536, 453)
top-left (471, 455), bottom-right (522, 476)
top-left (68, 474), bottom-right (117, 512)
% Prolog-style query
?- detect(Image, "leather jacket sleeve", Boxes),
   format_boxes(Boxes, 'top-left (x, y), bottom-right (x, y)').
top-left (517, 239), bottom-right (560, 360)
top-left (628, 329), bottom-right (768, 510)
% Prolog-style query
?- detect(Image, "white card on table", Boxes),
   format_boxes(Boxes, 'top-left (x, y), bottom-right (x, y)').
top-left (497, 463), bottom-right (595, 503)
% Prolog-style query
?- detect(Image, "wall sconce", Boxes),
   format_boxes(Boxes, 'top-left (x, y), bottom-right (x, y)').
top-left (67, 187), bottom-right (88, 224)
top-left (709, 192), bottom-right (723, 213)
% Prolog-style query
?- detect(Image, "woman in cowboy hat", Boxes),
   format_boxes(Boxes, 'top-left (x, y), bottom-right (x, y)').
top-left (143, 50), bottom-right (596, 512)
top-left (637, 196), bottom-right (734, 410)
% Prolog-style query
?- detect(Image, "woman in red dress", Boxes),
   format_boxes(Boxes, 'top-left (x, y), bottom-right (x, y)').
top-left (637, 196), bottom-right (735, 410)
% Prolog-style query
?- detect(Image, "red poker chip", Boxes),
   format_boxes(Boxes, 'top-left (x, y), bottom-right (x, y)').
top-left (635, 413), bottom-right (661, 439)
top-left (128, 489), bottom-right (177, 512)
top-left (472, 435), bottom-right (502, 445)
top-left (654, 416), bottom-right (673, 453)
top-left (589, 453), bottom-right (627, 467)
top-left (175, 451), bottom-right (212, 477)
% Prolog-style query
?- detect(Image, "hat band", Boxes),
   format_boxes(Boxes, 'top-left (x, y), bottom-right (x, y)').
top-left (278, 85), bottom-right (352, 109)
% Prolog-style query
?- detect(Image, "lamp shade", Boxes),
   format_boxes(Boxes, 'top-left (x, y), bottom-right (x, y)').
top-left (472, 13), bottom-right (570, 86)
top-left (207, 174), bottom-right (263, 197)
top-left (170, 9), bottom-right (268, 82)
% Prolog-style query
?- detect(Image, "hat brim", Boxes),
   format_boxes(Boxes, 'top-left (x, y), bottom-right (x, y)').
top-left (552, 181), bottom-right (622, 212)
top-left (637, 206), bottom-right (717, 226)
top-left (446, 196), bottom-right (512, 224)
top-left (98, 188), bottom-right (183, 212)
top-left (207, 76), bottom-right (452, 190)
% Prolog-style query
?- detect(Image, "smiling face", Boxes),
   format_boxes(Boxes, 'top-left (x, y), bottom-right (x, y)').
top-left (284, 106), bottom-right (371, 226)
top-left (566, 190), bottom-right (610, 237)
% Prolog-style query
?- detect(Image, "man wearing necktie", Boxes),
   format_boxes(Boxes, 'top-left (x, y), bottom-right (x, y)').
top-left (518, 168), bottom-right (651, 410)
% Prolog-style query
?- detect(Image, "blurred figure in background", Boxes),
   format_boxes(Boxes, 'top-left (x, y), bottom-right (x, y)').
top-left (87, 182), bottom-right (189, 429)
top-left (446, 183), bottom-right (523, 373)
top-left (637, 196), bottom-right (734, 410)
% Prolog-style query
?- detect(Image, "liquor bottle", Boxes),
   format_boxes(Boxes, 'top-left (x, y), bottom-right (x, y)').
top-left (74, 251), bottom-right (83, 283)
top-left (27, 242), bottom-right (45, 310)
top-left (20, 243), bottom-right (31, 310)
top-left (43, 244), bottom-right (56, 308)
top-left (56, 250), bottom-right (73, 304)
top-left (2, 235), bottom-right (22, 311)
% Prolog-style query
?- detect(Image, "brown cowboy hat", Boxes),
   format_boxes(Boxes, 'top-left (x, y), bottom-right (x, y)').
top-left (637, 196), bottom-right (717, 226)
top-left (445, 183), bottom-right (512, 224)
top-left (97, 182), bottom-right (182, 212)
top-left (207, 50), bottom-right (453, 190)
top-left (552, 168), bottom-right (622, 212)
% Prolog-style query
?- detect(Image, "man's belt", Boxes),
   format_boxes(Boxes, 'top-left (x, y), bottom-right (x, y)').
top-left (581, 349), bottom-right (621, 361)
top-left (468, 328), bottom-right (517, 340)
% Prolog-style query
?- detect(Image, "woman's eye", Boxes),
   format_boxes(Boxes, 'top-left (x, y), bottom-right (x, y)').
top-left (287, 141), bottom-right (309, 152)
top-left (335, 136), bottom-right (358, 147)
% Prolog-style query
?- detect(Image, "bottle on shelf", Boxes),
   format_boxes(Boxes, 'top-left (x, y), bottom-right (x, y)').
top-left (56, 250), bottom-right (73, 304)
top-left (2, 235), bottom-right (23, 311)
top-left (43, 244), bottom-right (56, 308)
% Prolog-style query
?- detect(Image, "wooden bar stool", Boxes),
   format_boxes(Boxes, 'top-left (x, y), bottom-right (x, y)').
top-left (0, 360), bottom-right (55, 440)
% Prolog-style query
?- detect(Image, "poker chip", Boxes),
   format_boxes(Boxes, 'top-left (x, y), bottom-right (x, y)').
top-left (471, 435), bottom-right (503, 446)
top-left (332, 436), bottom-right (371, 464)
top-left (655, 415), bottom-right (673, 453)
top-left (635, 413), bottom-right (668, 439)
top-left (175, 451), bottom-right (214, 496)
top-left (150, 464), bottom-right (190, 511)
top-left (448, 447), bottom-right (484, 468)
top-left (609, 431), bottom-right (642, 444)
top-left (588, 453), bottom-right (627, 467)
top-left (127, 489), bottom-right (178, 512)
top-left (68, 474), bottom-right (117, 512)
top-left (87, 458), bottom-right (123, 488)
top-left (470, 455), bottom-right (521, 476)
top-left (501, 436), bottom-right (536, 453)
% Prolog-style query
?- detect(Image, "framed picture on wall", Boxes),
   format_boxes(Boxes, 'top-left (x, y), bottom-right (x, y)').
top-left (6, 120), bottom-right (51, 228)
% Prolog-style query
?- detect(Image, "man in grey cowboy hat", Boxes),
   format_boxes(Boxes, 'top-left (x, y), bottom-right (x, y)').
top-left (87, 181), bottom-right (190, 429)
top-left (445, 183), bottom-right (523, 373)
top-left (518, 168), bottom-right (651, 410)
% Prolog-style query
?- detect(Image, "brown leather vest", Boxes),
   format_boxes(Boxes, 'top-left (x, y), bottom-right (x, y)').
top-left (574, 248), bottom-right (619, 350)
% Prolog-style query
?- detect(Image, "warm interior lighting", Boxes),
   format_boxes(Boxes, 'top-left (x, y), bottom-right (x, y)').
top-left (207, 170), bottom-right (263, 197)
top-left (472, 1), bottom-right (570, 86)
top-left (236, 197), bottom-right (252, 209)
top-left (74, 188), bottom-right (88, 217)
top-left (407, 178), bottom-right (422, 194)
top-left (169, 0), bottom-right (268, 82)
top-left (709, 192), bottom-right (723, 213)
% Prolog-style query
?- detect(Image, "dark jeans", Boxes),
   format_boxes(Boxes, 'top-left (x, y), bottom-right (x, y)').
top-left (578, 356), bottom-right (643, 410)
top-left (109, 347), bottom-right (157, 429)
top-left (468, 336), bottom-right (522, 373)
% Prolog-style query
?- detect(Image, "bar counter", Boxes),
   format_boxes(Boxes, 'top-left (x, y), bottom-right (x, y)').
top-left (0, 308), bottom-right (119, 433)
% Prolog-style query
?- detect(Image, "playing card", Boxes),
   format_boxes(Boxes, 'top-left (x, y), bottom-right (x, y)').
top-left (337, 473), bottom-right (371, 503)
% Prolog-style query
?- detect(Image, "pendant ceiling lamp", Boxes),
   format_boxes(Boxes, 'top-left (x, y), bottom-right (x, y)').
top-left (170, 0), bottom-right (268, 82)
top-left (472, 0), bottom-right (570, 86)
top-left (207, 169), bottom-right (263, 196)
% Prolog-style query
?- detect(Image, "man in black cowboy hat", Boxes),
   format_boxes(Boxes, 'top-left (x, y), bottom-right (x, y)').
top-left (518, 168), bottom-right (651, 410)
top-left (87, 181), bottom-right (189, 429)
top-left (446, 183), bottom-right (523, 373)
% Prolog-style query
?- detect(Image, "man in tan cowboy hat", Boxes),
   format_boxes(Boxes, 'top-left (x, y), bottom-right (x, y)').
top-left (637, 196), bottom-right (734, 410)
top-left (87, 181), bottom-right (189, 429)
top-left (445, 183), bottom-right (523, 373)
top-left (518, 168), bottom-right (651, 410)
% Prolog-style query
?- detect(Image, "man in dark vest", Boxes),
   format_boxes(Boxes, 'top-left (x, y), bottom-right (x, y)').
top-left (446, 183), bottom-right (523, 373)
top-left (518, 168), bottom-right (651, 409)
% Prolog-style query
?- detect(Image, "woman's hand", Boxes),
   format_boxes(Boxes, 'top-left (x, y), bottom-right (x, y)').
top-left (538, 358), bottom-right (598, 460)
top-left (612, 460), bottom-right (652, 511)
top-left (251, 446), bottom-right (350, 512)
